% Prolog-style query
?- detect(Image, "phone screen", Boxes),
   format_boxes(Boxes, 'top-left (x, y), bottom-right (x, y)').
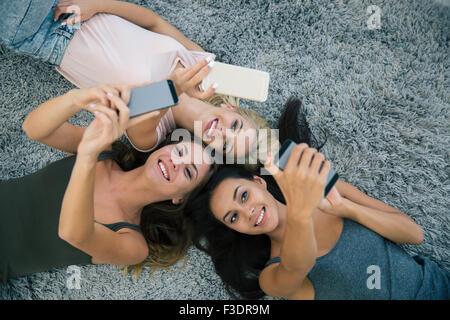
top-left (128, 80), bottom-right (179, 118)
top-left (274, 139), bottom-right (339, 197)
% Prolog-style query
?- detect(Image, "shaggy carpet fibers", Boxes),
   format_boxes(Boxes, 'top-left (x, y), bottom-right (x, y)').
top-left (0, 0), bottom-right (449, 299)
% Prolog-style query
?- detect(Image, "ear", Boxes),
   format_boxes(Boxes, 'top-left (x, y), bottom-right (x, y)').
top-left (220, 103), bottom-right (237, 110)
top-left (172, 198), bottom-right (184, 205)
top-left (252, 175), bottom-right (267, 189)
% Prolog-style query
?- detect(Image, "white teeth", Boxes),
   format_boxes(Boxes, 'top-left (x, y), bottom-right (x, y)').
top-left (255, 207), bottom-right (265, 226)
top-left (207, 119), bottom-right (218, 138)
top-left (158, 161), bottom-right (169, 180)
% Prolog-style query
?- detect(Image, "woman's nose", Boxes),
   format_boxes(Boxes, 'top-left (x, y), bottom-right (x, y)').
top-left (170, 158), bottom-right (179, 171)
top-left (246, 206), bottom-right (255, 220)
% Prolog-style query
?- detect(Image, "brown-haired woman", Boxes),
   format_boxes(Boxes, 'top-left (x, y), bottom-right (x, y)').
top-left (0, 82), bottom-right (215, 285)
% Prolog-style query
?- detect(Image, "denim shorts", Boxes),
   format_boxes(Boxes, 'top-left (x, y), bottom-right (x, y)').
top-left (0, 0), bottom-right (81, 66)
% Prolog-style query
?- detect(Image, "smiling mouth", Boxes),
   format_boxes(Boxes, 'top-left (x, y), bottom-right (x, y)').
top-left (255, 207), bottom-right (266, 227)
top-left (158, 160), bottom-right (170, 181)
top-left (204, 118), bottom-right (219, 139)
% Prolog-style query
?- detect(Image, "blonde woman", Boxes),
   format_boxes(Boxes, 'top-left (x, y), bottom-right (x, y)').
top-left (1, 0), bottom-right (275, 166)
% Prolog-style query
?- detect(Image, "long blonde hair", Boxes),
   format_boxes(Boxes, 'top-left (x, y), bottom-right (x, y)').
top-left (206, 94), bottom-right (280, 171)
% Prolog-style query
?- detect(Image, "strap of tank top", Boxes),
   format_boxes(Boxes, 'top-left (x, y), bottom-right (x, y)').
top-left (94, 151), bottom-right (141, 234)
top-left (100, 221), bottom-right (143, 234)
top-left (265, 256), bottom-right (281, 267)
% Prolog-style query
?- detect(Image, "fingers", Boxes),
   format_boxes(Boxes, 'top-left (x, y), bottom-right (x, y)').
top-left (284, 143), bottom-right (308, 173)
top-left (93, 109), bottom-right (112, 127)
top-left (106, 93), bottom-right (129, 131)
top-left (168, 57), bottom-right (215, 97)
top-left (264, 152), bottom-right (282, 177)
top-left (309, 151), bottom-right (325, 174)
top-left (91, 105), bottom-right (118, 124)
top-left (53, 3), bottom-right (68, 21)
top-left (318, 160), bottom-right (331, 182)
top-left (184, 57), bottom-right (214, 80)
top-left (53, 2), bottom-right (81, 23)
top-left (192, 84), bottom-right (217, 100)
top-left (61, 15), bottom-right (81, 25)
top-left (187, 63), bottom-right (214, 89)
top-left (117, 85), bottom-right (131, 105)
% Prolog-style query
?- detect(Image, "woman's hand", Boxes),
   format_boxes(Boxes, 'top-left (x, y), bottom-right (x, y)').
top-left (167, 58), bottom-right (217, 100)
top-left (265, 144), bottom-right (330, 221)
top-left (77, 92), bottom-right (159, 157)
top-left (53, 0), bottom-right (106, 24)
top-left (318, 186), bottom-right (346, 217)
top-left (68, 84), bottom-right (125, 112)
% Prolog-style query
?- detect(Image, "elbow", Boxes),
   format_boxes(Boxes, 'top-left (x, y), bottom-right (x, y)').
top-left (404, 225), bottom-right (424, 245)
top-left (58, 226), bottom-right (88, 246)
top-left (21, 120), bottom-right (34, 140)
top-left (22, 119), bottom-right (42, 142)
top-left (412, 227), bottom-right (424, 245)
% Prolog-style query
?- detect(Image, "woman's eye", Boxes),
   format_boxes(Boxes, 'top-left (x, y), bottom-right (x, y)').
top-left (231, 120), bottom-right (238, 131)
top-left (230, 213), bottom-right (238, 223)
top-left (185, 168), bottom-right (192, 180)
top-left (241, 191), bottom-right (248, 202)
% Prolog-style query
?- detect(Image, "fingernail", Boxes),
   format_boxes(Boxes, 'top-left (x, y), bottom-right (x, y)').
top-left (212, 82), bottom-right (219, 90)
top-left (107, 92), bottom-right (114, 97)
top-left (61, 22), bottom-right (66, 26)
top-left (205, 56), bottom-right (212, 63)
top-left (208, 60), bottom-right (215, 68)
top-left (88, 103), bottom-right (96, 108)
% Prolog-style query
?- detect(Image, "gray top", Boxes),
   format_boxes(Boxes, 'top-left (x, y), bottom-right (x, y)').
top-left (266, 218), bottom-right (449, 299)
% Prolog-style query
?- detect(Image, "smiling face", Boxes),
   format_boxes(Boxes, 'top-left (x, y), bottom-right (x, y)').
top-left (209, 177), bottom-right (280, 235)
top-left (200, 104), bottom-right (257, 158)
top-left (145, 141), bottom-right (212, 204)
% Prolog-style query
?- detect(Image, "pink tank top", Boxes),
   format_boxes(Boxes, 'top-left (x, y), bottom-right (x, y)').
top-left (56, 13), bottom-right (215, 152)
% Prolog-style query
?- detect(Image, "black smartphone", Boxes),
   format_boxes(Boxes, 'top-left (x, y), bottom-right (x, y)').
top-left (274, 139), bottom-right (339, 197)
top-left (128, 80), bottom-right (179, 118)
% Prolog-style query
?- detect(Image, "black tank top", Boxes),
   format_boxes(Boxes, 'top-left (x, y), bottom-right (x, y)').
top-left (0, 151), bottom-right (142, 284)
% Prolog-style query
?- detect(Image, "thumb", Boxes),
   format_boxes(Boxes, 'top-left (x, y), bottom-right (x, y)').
top-left (264, 152), bottom-right (282, 180)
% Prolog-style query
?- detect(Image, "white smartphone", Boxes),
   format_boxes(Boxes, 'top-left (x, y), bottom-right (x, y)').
top-left (200, 62), bottom-right (270, 102)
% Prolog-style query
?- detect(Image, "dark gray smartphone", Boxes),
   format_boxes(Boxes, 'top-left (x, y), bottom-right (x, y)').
top-left (274, 139), bottom-right (339, 197)
top-left (128, 80), bottom-right (179, 118)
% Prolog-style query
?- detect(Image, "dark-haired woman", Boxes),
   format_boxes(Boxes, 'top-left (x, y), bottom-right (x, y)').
top-left (184, 100), bottom-right (449, 300)
top-left (0, 83), bottom-right (215, 284)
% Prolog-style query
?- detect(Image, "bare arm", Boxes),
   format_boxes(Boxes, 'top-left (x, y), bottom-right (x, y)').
top-left (22, 85), bottom-right (128, 153)
top-left (59, 154), bottom-right (148, 265)
top-left (59, 94), bottom-right (149, 265)
top-left (259, 215), bottom-right (317, 299)
top-left (259, 146), bottom-right (329, 299)
top-left (55, 0), bottom-right (205, 51)
top-left (333, 180), bottom-right (424, 245)
top-left (22, 90), bottom-right (86, 153)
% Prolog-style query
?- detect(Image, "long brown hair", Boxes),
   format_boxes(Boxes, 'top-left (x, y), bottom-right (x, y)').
top-left (111, 138), bottom-right (217, 281)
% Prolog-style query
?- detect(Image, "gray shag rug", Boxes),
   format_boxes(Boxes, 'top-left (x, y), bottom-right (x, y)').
top-left (0, 0), bottom-right (449, 300)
